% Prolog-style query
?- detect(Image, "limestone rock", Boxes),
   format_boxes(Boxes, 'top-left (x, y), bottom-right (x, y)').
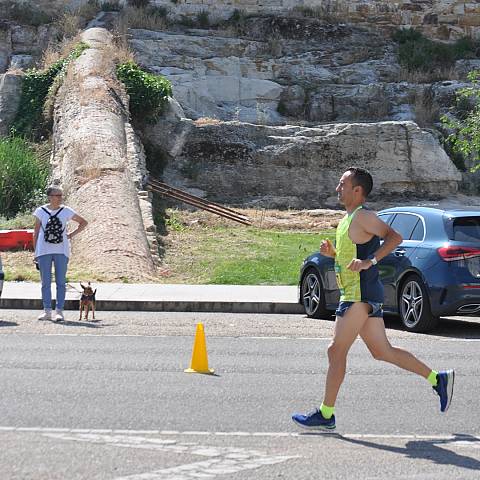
top-left (159, 120), bottom-right (461, 209)
top-left (0, 26), bottom-right (12, 73)
top-left (0, 71), bottom-right (22, 136)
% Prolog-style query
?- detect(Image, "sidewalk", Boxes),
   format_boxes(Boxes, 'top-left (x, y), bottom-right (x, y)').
top-left (0, 282), bottom-right (303, 314)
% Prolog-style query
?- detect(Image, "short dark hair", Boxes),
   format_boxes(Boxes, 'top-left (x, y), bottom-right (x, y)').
top-left (347, 167), bottom-right (373, 197)
top-left (46, 186), bottom-right (63, 197)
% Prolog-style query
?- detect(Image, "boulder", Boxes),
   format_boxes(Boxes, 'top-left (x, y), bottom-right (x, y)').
top-left (159, 120), bottom-right (461, 208)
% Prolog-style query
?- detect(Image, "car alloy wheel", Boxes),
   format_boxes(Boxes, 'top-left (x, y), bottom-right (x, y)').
top-left (303, 271), bottom-right (321, 316)
top-left (399, 275), bottom-right (438, 332)
top-left (301, 268), bottom-right (329, 318)
top-left (401, 280), bottom-right (424, 328)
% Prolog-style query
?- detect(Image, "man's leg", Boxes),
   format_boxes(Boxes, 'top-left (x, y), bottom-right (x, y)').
top-left (292, 302), bottom-right (371, 430)
top-left (323, 302), bottom-right (371, 406)
top-left (359, 316), bottom-right (431, 377)
top-left (360, 316), bottom-right (455, 412)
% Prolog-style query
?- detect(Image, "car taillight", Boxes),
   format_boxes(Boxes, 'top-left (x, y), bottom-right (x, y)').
top-left (437, 246), bottom-right (480, 261)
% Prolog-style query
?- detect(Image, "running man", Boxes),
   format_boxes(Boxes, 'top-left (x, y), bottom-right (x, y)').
top-left (292, 167), bottom-right (454, 431)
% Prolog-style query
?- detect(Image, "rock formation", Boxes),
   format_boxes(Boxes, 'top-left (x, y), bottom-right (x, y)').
top-left (51, 27), bottom-right (158, 280)
top-left (145, 117), bottom-right (461, 208)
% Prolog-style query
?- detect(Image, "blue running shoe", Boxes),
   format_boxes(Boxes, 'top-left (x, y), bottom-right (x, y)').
top-left (433, 369), bottom-right (455, 412)
top-left (292, 409), bottom-right (336, 431)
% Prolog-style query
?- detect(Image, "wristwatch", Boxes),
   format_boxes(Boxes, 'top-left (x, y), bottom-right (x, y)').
top-left (370, 255), bottom-right (378, 266)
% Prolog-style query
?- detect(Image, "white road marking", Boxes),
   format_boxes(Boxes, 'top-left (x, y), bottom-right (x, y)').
top-left (41, 432), bottom-right (297, 480)
top-left (1, 426), bottom-right (479, 442)
top-left (5, 332), bottom-right (477, 342)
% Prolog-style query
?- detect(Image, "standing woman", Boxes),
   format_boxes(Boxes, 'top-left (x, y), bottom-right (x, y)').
top-left (33, 186), bottom-right (88, 321)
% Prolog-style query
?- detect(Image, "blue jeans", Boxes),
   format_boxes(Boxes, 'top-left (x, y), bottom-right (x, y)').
top-left (37, 254), bottom-right (69, 310)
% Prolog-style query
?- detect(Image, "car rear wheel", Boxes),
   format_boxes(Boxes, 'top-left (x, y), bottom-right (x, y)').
top-left (301, 268), bottom-right (330, 319)
top-left (399, 274), bottom-right (438, 332)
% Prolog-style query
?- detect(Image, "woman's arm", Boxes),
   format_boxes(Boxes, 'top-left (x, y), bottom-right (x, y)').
top-left (67, 214), bottom-right (88, 240)
top-left (33, 217), bottom-right (41, 254)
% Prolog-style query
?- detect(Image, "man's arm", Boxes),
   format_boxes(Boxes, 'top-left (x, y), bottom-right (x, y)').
top-left (320, 238), bottom-right (336, 258)
top-left (347, 211), bottom-right (402, 272)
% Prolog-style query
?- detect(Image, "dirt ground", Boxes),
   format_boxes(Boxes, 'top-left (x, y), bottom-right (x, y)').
top-left (169, 207), bottom-right (345, 231)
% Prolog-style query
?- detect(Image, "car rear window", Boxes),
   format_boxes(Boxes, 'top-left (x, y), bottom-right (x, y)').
top-left (453, 217), bottom-right (480, 242)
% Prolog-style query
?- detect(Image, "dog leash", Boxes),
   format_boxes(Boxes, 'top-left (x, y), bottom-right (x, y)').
top-left (66, 283), bottom-right (82, 294)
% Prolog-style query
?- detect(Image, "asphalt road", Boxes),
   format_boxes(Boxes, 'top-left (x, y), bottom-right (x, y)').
top-left (1, 309), bottom-right (479, 480)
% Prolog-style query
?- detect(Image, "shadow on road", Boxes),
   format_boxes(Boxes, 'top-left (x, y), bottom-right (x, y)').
top-left (383, 315), bottom-right (480, 339)
top-left (55, 320), bottom-right (108, 329)
top-left (0, 321), bottom-right (18, 327)
top-left (335, 432), bottom-right (480, 470)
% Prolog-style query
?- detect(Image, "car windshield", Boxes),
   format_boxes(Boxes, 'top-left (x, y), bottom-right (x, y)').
top-left (452, 216), bottom-right (480, 242)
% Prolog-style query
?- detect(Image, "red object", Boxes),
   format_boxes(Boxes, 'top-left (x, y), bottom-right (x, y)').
top-left (437, 245), bottom-right (480, 261)
top-left (0, 229), bottom-right (34, 251)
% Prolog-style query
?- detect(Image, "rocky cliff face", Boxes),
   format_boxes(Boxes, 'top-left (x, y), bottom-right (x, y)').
top-left (0, 3), bottom-right (472, 214)
top-left (145, 117), bottom-right (461, 208)
top-left (133, 14), bottom-right (464, 204)
top-left (150, 0), bottom-right (480, 40)
top-left (130, 17), bottom-right (472, 126)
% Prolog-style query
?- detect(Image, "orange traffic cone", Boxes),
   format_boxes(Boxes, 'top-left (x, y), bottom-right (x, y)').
top-left (184, 323), bottom-right (215, 374)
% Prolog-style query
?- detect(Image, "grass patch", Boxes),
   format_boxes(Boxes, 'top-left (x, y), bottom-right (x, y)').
top-left (163, 225), bottom-right (335, 285)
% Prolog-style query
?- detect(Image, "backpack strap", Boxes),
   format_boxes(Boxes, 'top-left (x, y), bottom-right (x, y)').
top-left (51, 207), bottom-right (64, 218)
top-left (41, 206), bottom-right (64, 217)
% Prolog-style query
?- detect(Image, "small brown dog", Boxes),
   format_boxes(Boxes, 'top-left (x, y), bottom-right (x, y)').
top-left (79, 282), bottom-right (97, 321)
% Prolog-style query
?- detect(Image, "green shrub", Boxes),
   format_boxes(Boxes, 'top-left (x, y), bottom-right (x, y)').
top-left (12, 42), bottom-right (89, 138)
top-left (0, 137), bottom-right (49, 218)
top-left (393, 28), bottom-right (480, 72)
top-left (116, 61), bottom-right (172, 122)
top-left (441, 70), bottom-right (480, 172)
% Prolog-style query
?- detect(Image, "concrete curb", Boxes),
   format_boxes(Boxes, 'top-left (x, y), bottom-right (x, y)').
top-left (0, 298), bottom-right (304, 314)
top-left (0, 282), bottom-right (304, 314)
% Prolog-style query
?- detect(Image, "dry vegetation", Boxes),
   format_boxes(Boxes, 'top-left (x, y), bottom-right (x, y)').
top-left (165, 207), bottom-right (343, 232)
top-left (397, 65), bottom-right (459, 84)
top-left (119, 5), bottom-right (168, 31)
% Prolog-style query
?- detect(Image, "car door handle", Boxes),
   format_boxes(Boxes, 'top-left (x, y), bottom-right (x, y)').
top-left (394, 249), bottom-right (406, 256)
